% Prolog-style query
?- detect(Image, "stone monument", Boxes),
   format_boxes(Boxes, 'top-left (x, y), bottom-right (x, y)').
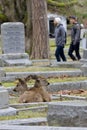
top-left (0, 22), bottom-right (32, 66)
top-left (47, 100), bottom-right (87, 127)
top-left (0, 72), bottom-right (16, 116)
top-left (0, 85), bottom-right (17, 116)
top-left (80, 29), bottom-right (87, 75)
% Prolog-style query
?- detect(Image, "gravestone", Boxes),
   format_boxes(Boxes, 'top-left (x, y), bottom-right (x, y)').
top-left (80, 29), bottom-right (86, 49)
top-left (0, 76), bottom-right (16, 116)
top-left (0, 22), bottom-right (32, 66)
top-left (1, 22), bottom-right (25, 54)
top-left (80, 29), bottom-right (87, 75)
top-left (47, 100), bottom-right (87, 127)
top-left (80, 29), bottom-right (87, 61)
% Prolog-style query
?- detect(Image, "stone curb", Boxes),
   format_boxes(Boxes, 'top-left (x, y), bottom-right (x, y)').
top-left (0, 125), bottom-right (87, 130)
top-left (0, 117), bottom-right (47, 125)
top-left (7, 80), bottom-right (87, 94)
top-left (2, 70), bottom-right (82, 82)
top-left (47, 80), bottom-right (87, 92)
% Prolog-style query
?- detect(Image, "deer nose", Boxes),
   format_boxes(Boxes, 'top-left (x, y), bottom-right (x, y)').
top-left (13, 88), bottom-right (16, 92)
top-left (48, 82), bottom-right (50, 85)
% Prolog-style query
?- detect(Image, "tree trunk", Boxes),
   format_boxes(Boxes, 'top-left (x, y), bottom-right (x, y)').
top-left (30, 0), bottom-right (49, 59)
top-left (25, 0), bottom-right (32, 53)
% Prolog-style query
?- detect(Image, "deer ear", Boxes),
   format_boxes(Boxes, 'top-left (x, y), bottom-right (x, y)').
top-left (25, 75), bottom-right (38, 81)
top-left (32, 75), bottom-right (38, 80)
top-left (17, 78), bottom-right (25, 84)
top-left (25, 75), bottom-right (32, 81)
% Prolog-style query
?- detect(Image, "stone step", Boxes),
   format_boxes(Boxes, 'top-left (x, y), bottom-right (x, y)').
top-left (0, 117), bottom-right (47, 125)
top-left (0, 107), bottom-right (16, 116)
top-left (47, 80), bottom-right (87, 92)
top-left (0, 53), bottom-right (29, 59)
top-left (7, 80), bottom-right (87, 95)
top-left (0, 53), bottom-right (32, 67)
top-left (32, 59), bottom-right (84, 69)
top-left (47, 100), bottom-right (87, 127)
top-left (0, 125), bottom-right (87, 130)
top-left (2, 70), bottom-right (82, 82)
top-left (49, 60), bottom-right (83, 68)
top-left (5, 59), bottom-right (32, 66)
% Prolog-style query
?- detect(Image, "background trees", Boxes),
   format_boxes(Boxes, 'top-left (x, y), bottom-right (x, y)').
top-left (0, 0), bottom-right (87, 59)
top-left (0, 0), bottom-right (49, 59)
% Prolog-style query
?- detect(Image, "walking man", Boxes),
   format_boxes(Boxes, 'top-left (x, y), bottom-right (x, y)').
top-left (68, 16), bottom-right (81, 61)
top-left (54, 17), bottom-right (67, 62)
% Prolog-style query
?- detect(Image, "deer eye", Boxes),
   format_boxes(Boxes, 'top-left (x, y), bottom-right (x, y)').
top-left (37, 79), bottom-right (40, 82)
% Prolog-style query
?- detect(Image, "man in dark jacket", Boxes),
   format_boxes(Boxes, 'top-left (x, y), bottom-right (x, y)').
top-left (68, 16), bottom-right (81, 61)
top-left (54, 17), bottom-right (67, 62)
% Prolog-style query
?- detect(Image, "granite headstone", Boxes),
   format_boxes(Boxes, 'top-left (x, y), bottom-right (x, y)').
top-left (1, 22), bottom-right (25, 54)
top-left (0, 22), bottom-right (32, 66)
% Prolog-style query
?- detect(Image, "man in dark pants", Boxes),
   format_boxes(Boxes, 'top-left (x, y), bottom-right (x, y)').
top-left (54, 17), bottom-right (67, 62)
top-left (68, 16), bottom-right (81, 61)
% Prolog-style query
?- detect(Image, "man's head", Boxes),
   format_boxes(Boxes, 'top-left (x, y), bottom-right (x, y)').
top-left (54, 17), bottom-right (61, 26)
top-left (69, 16), bottom-right (77, 24)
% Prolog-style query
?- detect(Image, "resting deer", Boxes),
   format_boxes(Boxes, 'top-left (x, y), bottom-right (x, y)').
top-left (13, 78), bottom-right (29, 95)
top-left (13, 75), bottom-right (51, 103)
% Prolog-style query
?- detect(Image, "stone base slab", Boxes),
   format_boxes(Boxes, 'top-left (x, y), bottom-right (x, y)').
top-left (81, 64), bottom-right (87, 76)
top-left (1, 70), bottom-right (82, 82)
top-left (50, 60), bottom-right (83, 68)
top-left (0, 107), bottom-right (17, 116)
top-left (0, 53), bottom-right (32, 66)
top-left (0, 86), bottom-right (9, 109)
top-left (0, 117), bottom-right (47, 125)
top-left (0, 126), bottom-right (87, 130)
top-left (82, 49), bottom-right (87, 59)
top-left (47, 100), bottom-right (87, 127)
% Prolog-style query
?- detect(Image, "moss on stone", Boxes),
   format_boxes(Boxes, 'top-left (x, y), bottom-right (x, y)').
top-left (0, 13), bottom-right (8, 22)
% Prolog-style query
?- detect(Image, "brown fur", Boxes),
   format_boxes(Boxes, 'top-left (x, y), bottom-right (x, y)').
top-left (13, 75), bottom-right (51, 103)
top-left (13, 78), bottom-right (29, 94)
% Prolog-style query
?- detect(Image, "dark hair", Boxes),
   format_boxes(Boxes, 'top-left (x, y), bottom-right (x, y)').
top-left (69, 16), bottom-right (77, 20)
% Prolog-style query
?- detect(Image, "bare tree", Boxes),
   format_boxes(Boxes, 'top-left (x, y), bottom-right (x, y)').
top-left (30, 0), bottom-right (49, 59)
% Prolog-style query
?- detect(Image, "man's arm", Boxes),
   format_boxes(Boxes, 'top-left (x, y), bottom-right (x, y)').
top-left (74, 24), bottom-right (80, 45)
top-left (60, 26), bottom-right (66, 46)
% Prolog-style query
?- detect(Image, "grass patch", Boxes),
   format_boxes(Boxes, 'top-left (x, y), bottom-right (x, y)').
top-left (3, 76), bottom-right (87, 88)
top-left (3, 66), bottom-right (77, 72)
top-left (0, 110), bottom-right (47, 121)
top-left (47, 0), bottom-right (78, 7)
top-left (48, 76), bottom-right (87, 83)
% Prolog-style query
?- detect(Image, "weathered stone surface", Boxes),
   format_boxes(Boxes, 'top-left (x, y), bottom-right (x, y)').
top-left (0, 58), bottom-right (7, 67)
top-left (0, 53), bottom-right (32, 66)
top-left (50, 60), bottom-right (83, 68)
top-left (82, 49), bottom-right (87, 59)
top-left (0, 69), bottom-right (6, 82)
top-left (0, 126), bottom-right (87, 130)
top-left (7, 80), bottom-right (87, 95)
top-left (80, 49), bottom-right (87, 64)
top-left (0, 85), bottom-right (17, 116)
top-left (1, 70), bottom-right (82, 82)
top-left (47, 81), bottom-right (87, 92)
top-left (0, 81), bottom-right (17, 116)
top-left (81, 64), bottom-right (87, 76)
top-left (0, 86), bottom-right (9, 109)
top-left (0, 117), bottom-right (47, 125)
top-left (0, 22), bottom-right (32, 66)
top-left (1, 22), bottom-right (25, 54)
top-left (47, 100), bottom-right (87, 127)
top-left (0, 107), bottom-right (16, 116)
